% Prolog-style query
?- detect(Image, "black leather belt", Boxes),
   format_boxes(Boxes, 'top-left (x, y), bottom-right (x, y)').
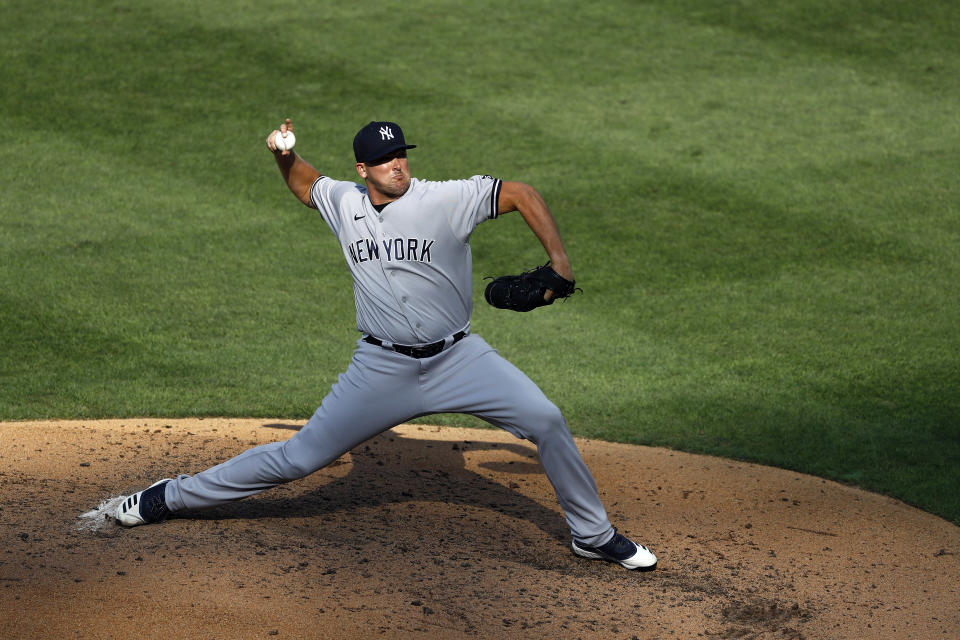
top-left (363, 331), bottom-right (467, 359)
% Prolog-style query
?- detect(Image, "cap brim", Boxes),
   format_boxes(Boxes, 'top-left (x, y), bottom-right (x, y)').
top-left (361, 144), bottom-right (417, 164)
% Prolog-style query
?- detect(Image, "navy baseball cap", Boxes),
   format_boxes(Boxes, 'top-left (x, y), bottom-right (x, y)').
top-left (353, 121), bottom-right (417, 163)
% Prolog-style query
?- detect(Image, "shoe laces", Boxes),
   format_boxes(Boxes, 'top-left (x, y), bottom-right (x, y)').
top-left (603, 533), bottom-right (634, 553)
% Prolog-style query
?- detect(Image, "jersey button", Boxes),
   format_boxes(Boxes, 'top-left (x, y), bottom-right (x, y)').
top-left (401, 296), bottom-right (408, 303)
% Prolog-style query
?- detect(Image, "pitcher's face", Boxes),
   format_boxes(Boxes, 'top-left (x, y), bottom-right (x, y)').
top-left (357, 150), bottom-right (411, 203)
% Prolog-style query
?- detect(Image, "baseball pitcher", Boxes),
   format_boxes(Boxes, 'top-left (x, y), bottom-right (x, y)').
top-left (114, 119), bottom-right (657, 571)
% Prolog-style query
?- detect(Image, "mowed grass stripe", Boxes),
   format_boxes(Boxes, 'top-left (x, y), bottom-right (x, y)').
top-left (1, 1), bottom-right (958, 522)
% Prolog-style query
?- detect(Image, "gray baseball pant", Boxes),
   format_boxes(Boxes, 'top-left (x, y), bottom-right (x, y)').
top-left (164, 334), bottom-right (615, 546)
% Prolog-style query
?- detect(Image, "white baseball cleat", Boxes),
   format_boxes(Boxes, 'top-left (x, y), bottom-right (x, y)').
top-left (115, 479), bottom-right (172, 527)
top-left (571, 531), bottom-right (657, 571)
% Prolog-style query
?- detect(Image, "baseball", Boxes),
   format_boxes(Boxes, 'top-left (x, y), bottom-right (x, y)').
top-left (274, 130), bottom-right (296, 151)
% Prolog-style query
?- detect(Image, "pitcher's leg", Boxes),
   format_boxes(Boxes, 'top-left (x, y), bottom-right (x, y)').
top-left (166, 342), bottom-right (421, 512)
top-left (507, 401), bottom-right (615, 547)
top-left (424, 336), bottom-right (614, 546)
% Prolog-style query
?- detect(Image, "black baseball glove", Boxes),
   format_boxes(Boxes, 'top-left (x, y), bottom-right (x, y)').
top-left (484, 263), bottom-right (579, 312)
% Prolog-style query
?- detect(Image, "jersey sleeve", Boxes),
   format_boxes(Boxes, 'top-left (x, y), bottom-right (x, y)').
top-left (444, 175), bottom-right (503, 242)
top-left (309, 176), bottom-right (365, 238)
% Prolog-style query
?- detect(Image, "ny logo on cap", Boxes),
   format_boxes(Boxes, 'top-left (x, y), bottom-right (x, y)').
top-left (379, 125), bottom-right (395, 141)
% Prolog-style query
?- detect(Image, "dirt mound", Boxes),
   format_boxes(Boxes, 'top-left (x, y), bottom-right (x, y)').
top-left (1, 419), bottom-right (957, 639)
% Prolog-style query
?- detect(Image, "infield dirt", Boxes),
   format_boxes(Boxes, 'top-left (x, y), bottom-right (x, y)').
top-left (1, 419), bottom-right (958, 639)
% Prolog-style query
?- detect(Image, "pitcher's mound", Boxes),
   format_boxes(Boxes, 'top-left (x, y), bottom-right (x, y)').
top-left (1, 418), bottom-right (957, 639)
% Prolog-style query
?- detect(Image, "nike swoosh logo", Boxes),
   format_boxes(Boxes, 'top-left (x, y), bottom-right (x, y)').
top-left (354, 214), bottom-right (365, 220)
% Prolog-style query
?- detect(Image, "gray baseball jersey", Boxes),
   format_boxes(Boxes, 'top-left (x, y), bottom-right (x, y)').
top-left (310, 174), bottom-right (501, 344)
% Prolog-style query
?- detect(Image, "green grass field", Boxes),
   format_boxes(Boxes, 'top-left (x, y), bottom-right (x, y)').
top-left (2, 1), bottom-right (958, 524)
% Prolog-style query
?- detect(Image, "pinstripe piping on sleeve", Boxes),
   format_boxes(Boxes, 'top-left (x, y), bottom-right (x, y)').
top-left (308, 174), bottom-right (326, 208)
top-left (490, 178), bottom-right (503, 220)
